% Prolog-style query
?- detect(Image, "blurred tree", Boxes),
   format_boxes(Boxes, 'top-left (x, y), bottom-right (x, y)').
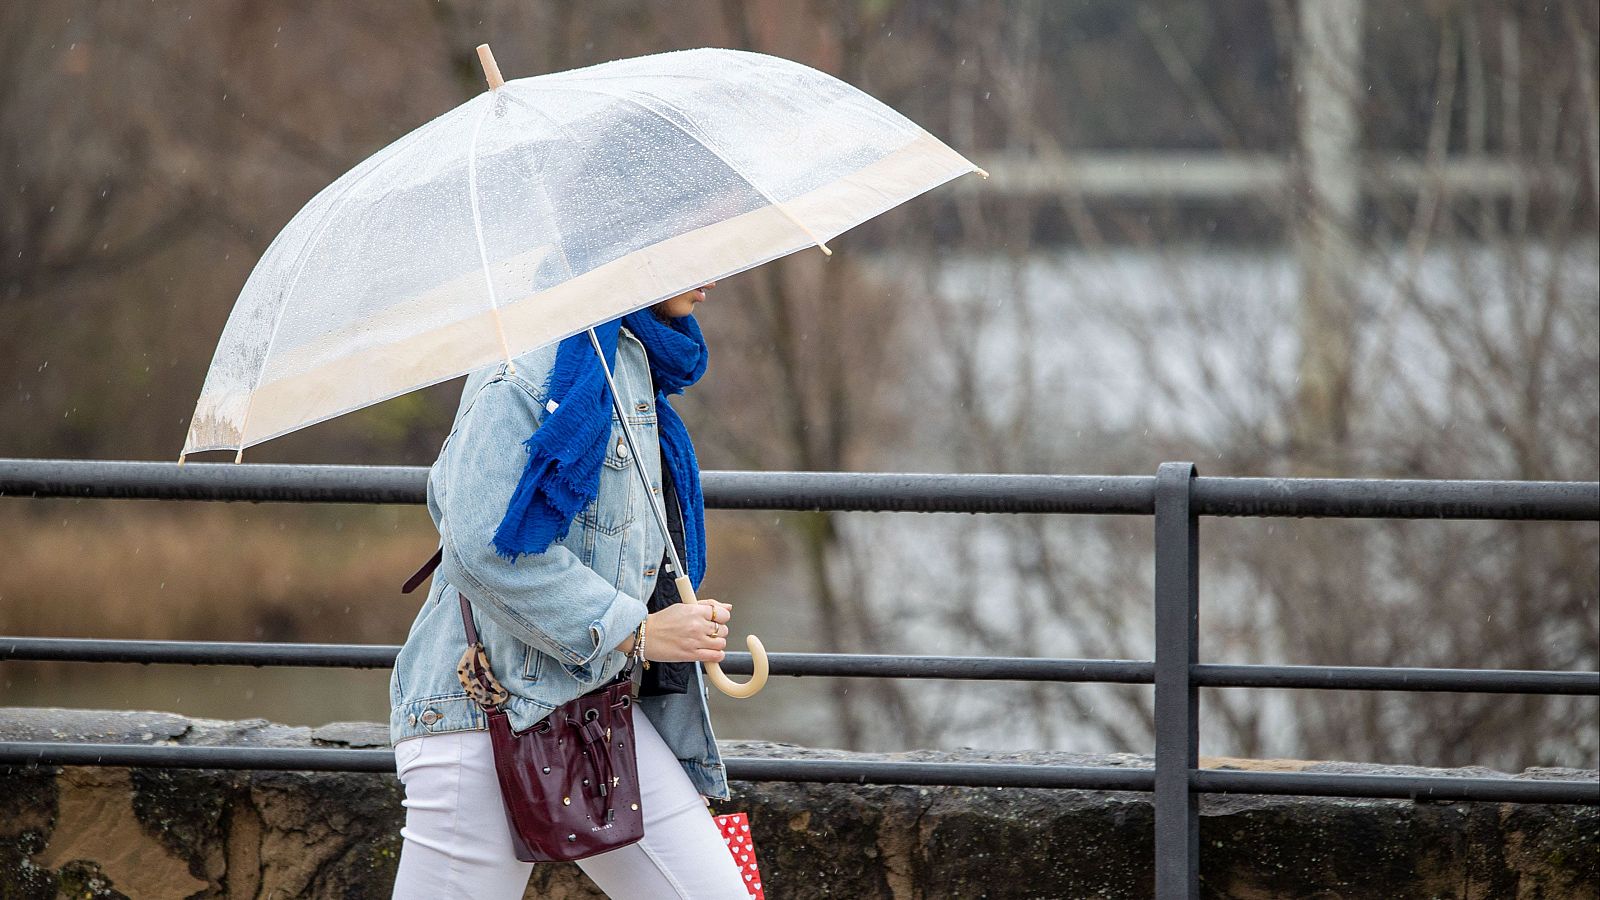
top-left (0, 0), bottom-right (1593, 769)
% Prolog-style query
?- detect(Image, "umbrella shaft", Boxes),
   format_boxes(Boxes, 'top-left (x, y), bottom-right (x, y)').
top-left (586, 328), bottom-right (689, 581)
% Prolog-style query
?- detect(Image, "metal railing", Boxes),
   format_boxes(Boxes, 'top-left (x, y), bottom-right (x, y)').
top-left (2, 458), bottom-right (1598, 899)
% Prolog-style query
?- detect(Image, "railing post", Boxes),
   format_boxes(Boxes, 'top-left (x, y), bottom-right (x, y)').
top-left (1154, 461), bottom-right (1200, 899)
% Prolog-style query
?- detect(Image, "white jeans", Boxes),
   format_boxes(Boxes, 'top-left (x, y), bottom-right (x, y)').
top-left (392, 707), bottom-right (749, 899)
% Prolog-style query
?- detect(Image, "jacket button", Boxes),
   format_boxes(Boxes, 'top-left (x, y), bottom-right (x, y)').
top-left (419, 709), bottom-right (442, 726)
top-left (406, 714), bottom-right (417, 726)
top-left (616, 440), bottom-right (630, 459)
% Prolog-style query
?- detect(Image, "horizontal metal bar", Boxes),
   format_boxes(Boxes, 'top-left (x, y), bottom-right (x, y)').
top-left (0, 636), bottom-right (400, 668)
top-left (704, 471), bottom-right (1156, 514)
top-left (4, 742), bottom-right (1589, 804)
top-left (1192, 769), bottom-right (1600, 805)
top-left (0, 740), bottom-right (1153, 789)
top-left (0, 459), bottom-right (1157, 515)
top-left (1191, 476), bottom-right (1599, 521)
top-left (725, 758), bottom-right (1156, 790)
top-left (1194, 663), bottom-right (1600, 696)
top-left (0, 459), bottom-right (429, 505)
top-left (4, 460), bottom-right (1594, 520)
top-left (717, 652), bottom-right (1153, 682)
top-left (0, 638), bottom-right (1153, 684)
top-left (9, 638), bottom-right (1596, 697)
top-left (0, 741), bottom-right (396, 772)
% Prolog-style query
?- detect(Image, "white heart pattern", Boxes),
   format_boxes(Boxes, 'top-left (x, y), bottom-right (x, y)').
top-left (714, 812), bottom-right (765, 898)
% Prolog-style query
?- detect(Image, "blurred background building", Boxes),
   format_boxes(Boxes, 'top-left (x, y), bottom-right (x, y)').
top-left (2, 1), bottom-right (1596, 771)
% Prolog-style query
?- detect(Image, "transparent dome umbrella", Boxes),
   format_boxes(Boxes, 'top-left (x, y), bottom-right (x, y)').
top-left (181, 44), bottom-right (987, 697)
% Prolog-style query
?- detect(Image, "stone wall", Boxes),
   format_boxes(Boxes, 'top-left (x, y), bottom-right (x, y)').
top-left (2, 708), bottom-right (1595, 899)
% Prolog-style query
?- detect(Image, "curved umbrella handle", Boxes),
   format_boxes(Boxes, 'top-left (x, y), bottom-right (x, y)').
top-left (675, 575), bottom-right (769, 698)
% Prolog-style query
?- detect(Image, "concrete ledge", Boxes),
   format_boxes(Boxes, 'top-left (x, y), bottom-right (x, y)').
top-left (1, 708), bottom-right (1595, 898)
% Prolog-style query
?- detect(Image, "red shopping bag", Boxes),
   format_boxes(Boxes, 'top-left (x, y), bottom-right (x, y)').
top-left (714, 812), bottom-right (765, 898)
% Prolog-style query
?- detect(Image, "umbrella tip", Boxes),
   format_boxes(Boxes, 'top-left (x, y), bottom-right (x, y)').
top-left (974, 166), bottom-right (990, 180)
top-left (818, 241), bottom-right (833, 257)
top-left (476, 44), bottom-right (505, 91)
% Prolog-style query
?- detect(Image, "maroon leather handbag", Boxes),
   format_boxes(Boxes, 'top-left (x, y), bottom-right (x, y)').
top-left (457, 592), bottom-right (645, 862)
top-left (464, 592), bottom-right (646, 861)
top-left (402, 549), bottom-right (644, 862)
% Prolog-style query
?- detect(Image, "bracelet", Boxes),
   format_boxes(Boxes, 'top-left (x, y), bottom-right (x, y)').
top-left (634, 617), bottom-right (650, 669)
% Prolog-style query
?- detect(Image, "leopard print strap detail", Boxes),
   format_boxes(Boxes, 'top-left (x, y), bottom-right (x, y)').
top-left (457, 643), bottom-right (511, 709)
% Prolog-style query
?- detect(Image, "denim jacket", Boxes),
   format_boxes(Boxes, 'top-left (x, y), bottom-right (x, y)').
top-left (388, 327), bottom-right (729, 800)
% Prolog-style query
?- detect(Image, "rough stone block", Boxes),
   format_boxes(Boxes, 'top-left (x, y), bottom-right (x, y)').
top-left (2, 709), bottom-right (1595, 899)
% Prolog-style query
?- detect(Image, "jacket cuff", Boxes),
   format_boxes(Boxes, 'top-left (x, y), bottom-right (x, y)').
top-left (569, 590), bottom-right (649, 682)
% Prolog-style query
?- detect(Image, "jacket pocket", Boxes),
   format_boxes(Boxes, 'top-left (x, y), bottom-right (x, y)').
top-left (583, 426), bottom-right (638, 536)
top-left (520, 643), bottom-right (545, 682)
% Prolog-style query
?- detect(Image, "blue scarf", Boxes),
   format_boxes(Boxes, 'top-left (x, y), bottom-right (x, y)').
top-left (492, 311), bottom-right (710, 588)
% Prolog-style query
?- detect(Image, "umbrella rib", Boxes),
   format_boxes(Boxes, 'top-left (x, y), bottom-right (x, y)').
top-left (465, 96), bottom-right (519, 373)
top-left (520, 82), bottom-right (833, 256)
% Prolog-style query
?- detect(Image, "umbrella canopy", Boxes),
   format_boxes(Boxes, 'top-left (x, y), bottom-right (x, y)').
top-left (182, 46), bottom-right (983, 459)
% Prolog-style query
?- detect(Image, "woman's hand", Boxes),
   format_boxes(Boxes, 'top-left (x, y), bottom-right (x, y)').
top-left (644, 600), bottom-right (733, 663)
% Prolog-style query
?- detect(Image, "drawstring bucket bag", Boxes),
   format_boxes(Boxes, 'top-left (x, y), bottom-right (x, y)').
top-left (403, 553), bottom-right (644, 862)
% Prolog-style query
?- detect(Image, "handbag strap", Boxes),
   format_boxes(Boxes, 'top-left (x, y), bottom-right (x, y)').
top-left (398, 547), bottom-right (492, 661)
top-left (457, 592), bottom-right (483, 645)
top-left (452, 591), bottom-right (515, 713)
top-left (402, 547), bottom-right (443, 594)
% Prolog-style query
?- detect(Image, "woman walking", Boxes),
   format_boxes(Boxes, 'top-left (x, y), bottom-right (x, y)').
top-left (389, 281), bottom-right (750, 899)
